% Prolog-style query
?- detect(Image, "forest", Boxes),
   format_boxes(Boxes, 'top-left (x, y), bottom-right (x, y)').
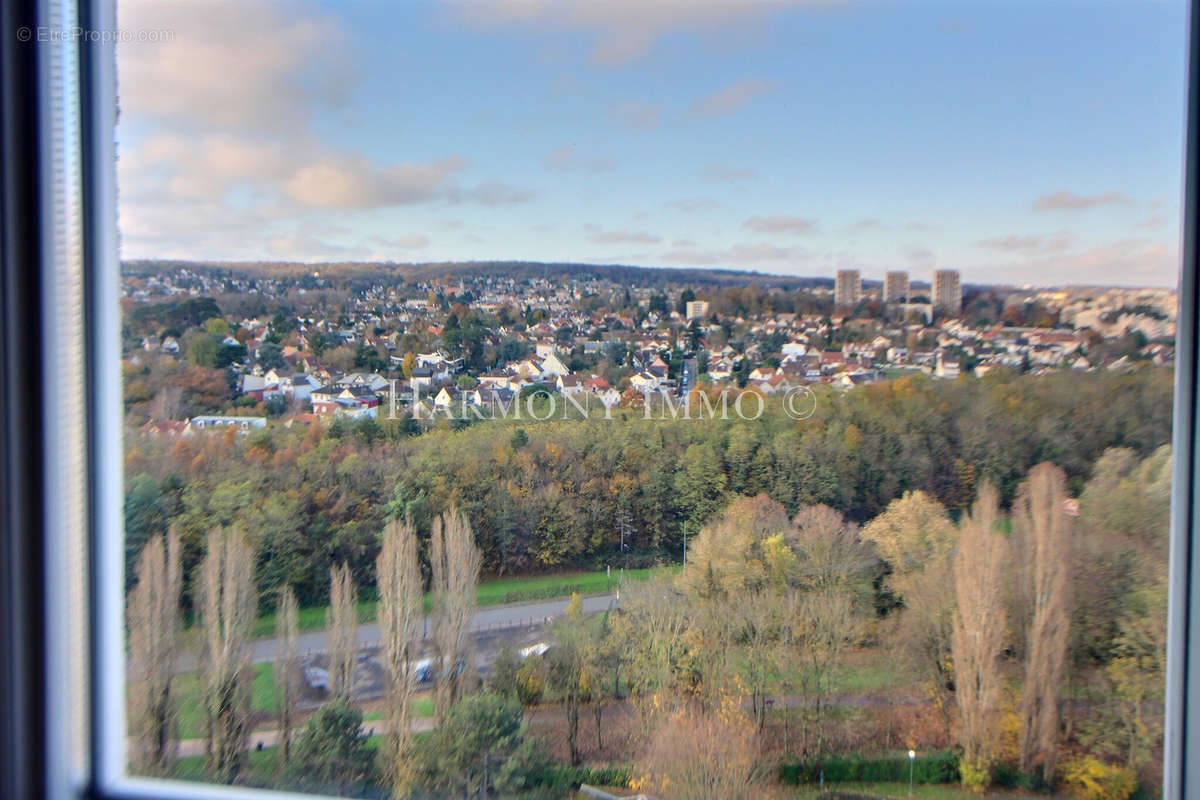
top-left (124, 366), bottom-right (1172, 616)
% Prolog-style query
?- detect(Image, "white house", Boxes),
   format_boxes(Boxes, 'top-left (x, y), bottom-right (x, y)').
top-left (630, 371), bottom-right (659, 393)
top-left (935, 351), bottom-right (961, 379)
top-left (188, 415), bottom-right (267, 432)
top-left (556, 374), bottom-right (586, 395)
top-left (336, 372), bottom-right (389, 392)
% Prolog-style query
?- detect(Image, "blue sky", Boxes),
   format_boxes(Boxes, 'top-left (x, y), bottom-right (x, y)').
top-left (117, 0), bottom-right (1186, 287)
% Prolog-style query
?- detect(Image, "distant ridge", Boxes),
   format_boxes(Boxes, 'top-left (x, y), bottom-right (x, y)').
top-left (121, 259), bottom-right (834, 290)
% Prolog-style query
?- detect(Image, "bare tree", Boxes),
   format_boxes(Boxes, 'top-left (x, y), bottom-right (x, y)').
top-left (1015, 463), bottom-right (1072, 779)
top-left (952, 482), bottom-right (1008, 784)
top-left (609, 577), bottom-right (692, 726)
top-left (198, 527), bottom-right (256, 783)
top-left (430, 506), bottom-right (481, 722)
top-left (638, 704), bottom-right (761, 800)
top-left (326, 562), bottom-right (360, 701)
top-left (862, 491), bottom-right (958, 735)
top-left (127, 527), bottom-right (182, 774)
top-left (274, 585), bottom-right (299, 771)
top-left (376, 518), bottom-right (423, 797)
top-left (789, 505), bottom-right (873, 757)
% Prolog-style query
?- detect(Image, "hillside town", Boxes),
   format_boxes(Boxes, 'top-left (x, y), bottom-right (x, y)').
top-left (122, 262), bottom-right (1177, 432)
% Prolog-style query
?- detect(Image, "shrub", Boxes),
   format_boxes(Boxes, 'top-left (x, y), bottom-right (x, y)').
top-left (779, 749), bottom-right (960, 786)
top-left (535, 763), bottom-right (631, 791)
top-left (416, 692), bottom-right (545, 797)
top-left (284, 698), bottom-right (375, 795)
top-left (959, 757), bottom-right (990, 792)
top-left (1061, 756), bottom-right (1138, 800)
top-left (502, 584), bottom-right (584, 604)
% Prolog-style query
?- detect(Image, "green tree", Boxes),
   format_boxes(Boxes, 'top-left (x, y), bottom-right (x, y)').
top-left (417, 693), bottom-right (544, 798)
top-left (488, 645), bottom-right (521, 698)
top-left (186, 332), bottom-right (219, 368)
top-left (546, 593), bottom-right (588, 764)
top-left (674, 443), bottom-right (727, 529)
top-left (258, 342), bottom-right (286, 370)
top-left (287, 698), bottom-right (374, 795)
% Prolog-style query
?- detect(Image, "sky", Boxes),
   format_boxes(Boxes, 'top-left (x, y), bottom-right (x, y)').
top-left (116, 0), bottom-right (1187, 287)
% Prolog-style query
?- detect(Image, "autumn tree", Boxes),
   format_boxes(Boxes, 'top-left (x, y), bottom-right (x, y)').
top-left (637, 700), bottom-right (761, 800)
top-left (376, 517), bottom-right (423, 797)
top-left (1016, 462), bottom-right (1072, 780)
top-left (609, 577), bottom-right (691, 719)
top-left (679, 493), bottom-right (789, 599)
top-left (1077, 446), bottom-right (1170, 773)
top-left (430, 506), bottom-right (481, 722)
top-left (789, 504), bottom-right (874, 757)
top-left (127, 528), bottom-right (182, 774)
top-left (952, 482), bottom-right (1008, 787)
top-left (326, 562), bottom-right (359, 700)
top-left (199, 527), bottom-right (256, 783)
top-left (275, 585), bottom-right (300, 771)
top-left (861, 490), bottom-right (958, 735)
top-left (546, 593), bottom-right (588, 764)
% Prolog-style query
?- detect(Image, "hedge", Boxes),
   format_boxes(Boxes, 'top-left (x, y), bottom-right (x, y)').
top-left (779, 750), bottom-right (960, 785)
top-left (502, 584), bottom-right (585, 604)
top-left (534, 763), bottom-right (631, 791)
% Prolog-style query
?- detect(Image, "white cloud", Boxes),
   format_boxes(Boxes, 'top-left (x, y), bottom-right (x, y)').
top-left (691, 79), bottom-right (774, 117)
top-left (543, 145), bottom-right (615, 172)
top-left (460, 180), bottom-right (538, 206)
top-left (659, 240), bottom-right (811, 265)
top-left (743, 215), bottom-right (817, 234)
top-left (977, 238), bottom-right (1177, 287)
top-left (845, 218), bottom-right (885, 233)
top-left (446, 0), bottom-right (840, 66)
top-left (607, 100), bottom-right (663, 129)
top-left (666, 197), bottom-right (717, 212)
top-left (284, 154), bottom-right (466, 209)
top-left (702, 164), bottom-right (758, 182)
top-left (1033, 190), bottom-right (1130, 211)
top-left (903, 244), bottom-right (936, 267)
top-left (976, 232), bottom-right (1073, 253)
top-left (585, 224), bottom-right (662, 244)
top-left (118, 0), bottom-right (355, 133)
top-left (372, 234), bottom-right (431, 251)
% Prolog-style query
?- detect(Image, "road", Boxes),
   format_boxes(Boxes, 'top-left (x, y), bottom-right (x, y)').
top-left (178, 593), bottom-right (619, 671)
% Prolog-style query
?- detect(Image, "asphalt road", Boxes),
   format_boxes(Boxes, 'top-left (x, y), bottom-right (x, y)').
top-left (178, 593), bottom-right (619, 671)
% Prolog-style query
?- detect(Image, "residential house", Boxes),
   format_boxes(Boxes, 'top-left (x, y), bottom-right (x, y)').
top-left (189, 415), bottom-right (267, 432)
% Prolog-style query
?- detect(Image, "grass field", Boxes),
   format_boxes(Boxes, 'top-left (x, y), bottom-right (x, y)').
top-left (786, 782), bottom-right (1030, 799)
top-left (171, 735), bottom-right (384, 786)
top-left (363, 694), bottom-right (435, 722)
top-left (175, 663), bottom-right (439, 738)
top-left (175, 661), bottom-right (278, 739)
top-left (251, 566), bottom-right (674, 637)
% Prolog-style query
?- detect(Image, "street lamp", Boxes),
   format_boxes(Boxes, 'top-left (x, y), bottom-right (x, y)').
top-left (908, 749), bottom-right (916, 796)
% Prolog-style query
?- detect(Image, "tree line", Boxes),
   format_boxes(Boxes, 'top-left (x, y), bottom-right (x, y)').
top-left (123, 366), bottom-right (1172, 621)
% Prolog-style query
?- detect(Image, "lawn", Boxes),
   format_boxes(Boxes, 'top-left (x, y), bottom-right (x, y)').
top-left (170, 734), bottom-right (384, 787)
top-left (176, 667), bottom-right (437, 739)
top-left (251, 565), bottom-right (674, 638)
top-left (828, 656), bottom-right (917, 694)
top-left (786, 782), bottom-right (1027, 799)
top-left (175, 661), bottom-right (278, 739)
top-left (363, 693), bottom-right (435, 721)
